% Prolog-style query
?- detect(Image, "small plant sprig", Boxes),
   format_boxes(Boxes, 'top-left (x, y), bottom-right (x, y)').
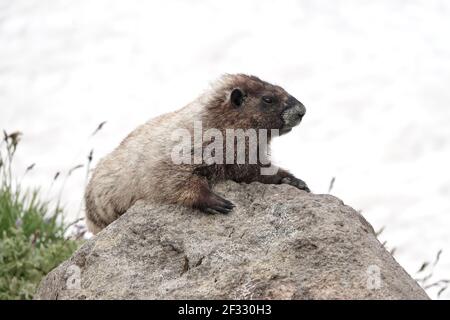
top-left (328, 176), bottom-right (336, 193)
top-left (1, 130), bottom-right (22, 189)
top-left (415, 249), bottom-right (449, 298)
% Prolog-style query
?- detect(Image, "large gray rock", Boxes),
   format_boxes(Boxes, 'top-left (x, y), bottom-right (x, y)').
top-left (36, 181), bottom-right (429, 300)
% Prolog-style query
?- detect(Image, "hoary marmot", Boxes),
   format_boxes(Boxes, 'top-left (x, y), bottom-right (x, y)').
top-left (85, 74), bottom-right (310, 234)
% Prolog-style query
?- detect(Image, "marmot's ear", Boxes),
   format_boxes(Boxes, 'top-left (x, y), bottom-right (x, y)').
top-left (230, 88), bottom-right (245, 107)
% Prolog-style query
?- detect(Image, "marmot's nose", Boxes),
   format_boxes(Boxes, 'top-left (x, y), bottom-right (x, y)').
top-left (287, 96), bottom-right (306, 117)
top-left (294, 111), bottom-right (303, 120)
top-left (281, 97), bottom-right (306, 128)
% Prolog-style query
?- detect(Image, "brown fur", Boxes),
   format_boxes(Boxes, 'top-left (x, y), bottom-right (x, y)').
top-left (85, 74), bottom-right (310, 234)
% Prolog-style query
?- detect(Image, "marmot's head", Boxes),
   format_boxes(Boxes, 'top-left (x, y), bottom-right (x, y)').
top-left (204, 74), bottom-right (306, 134)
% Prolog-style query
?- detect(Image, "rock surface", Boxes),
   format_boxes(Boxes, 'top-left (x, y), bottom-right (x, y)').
top-left (36, 181), bottom-right (429, 300)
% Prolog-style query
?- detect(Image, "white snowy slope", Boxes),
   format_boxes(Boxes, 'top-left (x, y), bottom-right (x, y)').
top-left (0, 0), bottom-right (449, 298)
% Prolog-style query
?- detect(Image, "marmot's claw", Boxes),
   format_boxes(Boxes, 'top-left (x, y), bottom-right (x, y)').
top-left (202, 193), bottom-right (235, 214)
top-left (205, 206), bottom-right (232, 215)
top-left (281, 177), bottom-right (311, 193)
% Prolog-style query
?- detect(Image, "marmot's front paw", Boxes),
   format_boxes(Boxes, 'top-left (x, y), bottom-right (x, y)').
top-left (281, 177), bottom-right (311, 193)
top-left (201, 192), bottom-right (235, 215)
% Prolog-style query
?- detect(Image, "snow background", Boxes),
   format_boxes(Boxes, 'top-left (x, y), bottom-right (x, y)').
top-left (1, 0), bottom-right (449, 298)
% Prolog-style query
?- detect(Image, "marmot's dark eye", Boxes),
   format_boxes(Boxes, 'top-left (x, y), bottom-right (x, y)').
top-left (262, 96), bottom-right (273, 104)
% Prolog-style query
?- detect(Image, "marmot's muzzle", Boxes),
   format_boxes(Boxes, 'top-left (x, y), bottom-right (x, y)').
top-left (281, 96), bottom-right (306, 130)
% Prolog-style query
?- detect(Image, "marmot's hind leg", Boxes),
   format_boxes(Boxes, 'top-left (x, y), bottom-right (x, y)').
top-left (84, 187), bottom-right (121, 234)
top-left (85, 218), bottom-right (104, 235)
top-left (176, 175), bottom-right (234, 214)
